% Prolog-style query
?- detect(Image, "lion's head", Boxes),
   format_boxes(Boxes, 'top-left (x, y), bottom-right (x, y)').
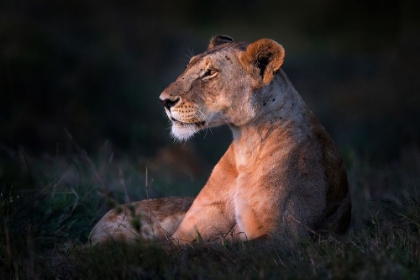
top-left (159, 35), bottom-right (285, 141)
top-left (90, 35), bottom-right (351, 245)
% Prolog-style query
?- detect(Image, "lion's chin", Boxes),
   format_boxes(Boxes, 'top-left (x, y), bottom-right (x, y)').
top-left (170, 121), bottom-right (200, 141)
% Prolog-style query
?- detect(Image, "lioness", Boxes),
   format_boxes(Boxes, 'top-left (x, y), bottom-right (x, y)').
top-left (89, 35), bottom-right (351, 245)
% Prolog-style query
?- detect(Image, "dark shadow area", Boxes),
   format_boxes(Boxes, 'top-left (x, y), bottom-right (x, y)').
top-left (1, 0), bottom-right (419, 164)
top-left (1, 1), bottom-right (420, 278)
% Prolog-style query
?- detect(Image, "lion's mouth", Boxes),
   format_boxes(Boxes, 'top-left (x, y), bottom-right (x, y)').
top-left (171, 117), bottom-right (206, 127)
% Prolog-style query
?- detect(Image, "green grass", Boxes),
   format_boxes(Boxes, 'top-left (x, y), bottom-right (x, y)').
top-left (1, 145), bottom-right (420, 279)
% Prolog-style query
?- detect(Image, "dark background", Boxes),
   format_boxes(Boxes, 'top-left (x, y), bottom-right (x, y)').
top-left (1, 0), bottom-right (420, 167)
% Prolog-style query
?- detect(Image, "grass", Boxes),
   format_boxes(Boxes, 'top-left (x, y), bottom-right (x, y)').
top-left (1, 144), bottom-right (420, 279)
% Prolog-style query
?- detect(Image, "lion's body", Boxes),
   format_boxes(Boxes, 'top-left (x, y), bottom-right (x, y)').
top-left (89, 35), bottom-right (351, 245)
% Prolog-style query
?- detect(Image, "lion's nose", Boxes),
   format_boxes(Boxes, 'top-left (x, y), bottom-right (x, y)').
top-left (160, 97), bottom-right (180, 110)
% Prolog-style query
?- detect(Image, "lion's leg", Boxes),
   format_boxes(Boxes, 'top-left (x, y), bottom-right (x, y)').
top-left (89, 197), bottom-right (194, 245)
top-left (277, 194), bottom-right (327, 239)
top-left (171, 202), bottom-right (235, 244)
top-left (171, 146), bottom-right (238, 244)
top-left (234, 199), bottom-right (266, 240)
top-left (233, 187), bottom-right (317, 241)
top-left (320, 191), bottom-right (351, 234)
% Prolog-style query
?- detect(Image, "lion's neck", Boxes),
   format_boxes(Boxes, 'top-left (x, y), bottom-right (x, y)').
top-left (230, 70), bottom-right (312, 169)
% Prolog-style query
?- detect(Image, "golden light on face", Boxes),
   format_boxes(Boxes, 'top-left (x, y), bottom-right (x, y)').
top-left (90, 35), bottom-right (351, 245)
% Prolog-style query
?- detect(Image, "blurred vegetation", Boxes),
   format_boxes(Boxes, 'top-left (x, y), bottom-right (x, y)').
top-left (0, 142), bottom-right (419, 278)
top-left (1, 0), bottom-right (419, 162)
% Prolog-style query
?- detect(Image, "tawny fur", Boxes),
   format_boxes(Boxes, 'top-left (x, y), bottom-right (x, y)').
top-left (89, 197), bottom-right (193, 245)
top-left (89, 35), bottom-right (351, 245)
top-left (160, 35), bottom-right (351, 243)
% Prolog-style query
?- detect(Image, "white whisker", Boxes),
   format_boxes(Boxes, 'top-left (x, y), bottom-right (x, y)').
top-left (196, 109), bottom-right (213, 139)
top-left (180, 51), bottom-right (191, 63)
top-left (181, 45), bottom-right (195, 61)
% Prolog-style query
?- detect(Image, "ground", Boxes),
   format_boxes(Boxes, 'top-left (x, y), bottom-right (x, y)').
top-left (1, 144), bottom-right (420, 279)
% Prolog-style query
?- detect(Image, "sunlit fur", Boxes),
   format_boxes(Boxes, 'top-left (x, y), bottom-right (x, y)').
top-left (160, 36), bottom-right (351, 243)
top-left (89, 35), bottom-right (351, 245)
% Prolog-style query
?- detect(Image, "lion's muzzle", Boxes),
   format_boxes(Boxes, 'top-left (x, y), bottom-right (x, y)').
top-left (160, 96), bottom-right (180, 110)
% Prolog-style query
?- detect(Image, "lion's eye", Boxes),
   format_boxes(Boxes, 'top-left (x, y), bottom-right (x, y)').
top-left (203, 69), bottom-right (217, 77)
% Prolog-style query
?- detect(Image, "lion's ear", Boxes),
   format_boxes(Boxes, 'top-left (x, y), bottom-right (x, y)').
top-left (240, 39), bottom-right (285, 86)
top-left (208, 35), bottom-right (234, 50)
